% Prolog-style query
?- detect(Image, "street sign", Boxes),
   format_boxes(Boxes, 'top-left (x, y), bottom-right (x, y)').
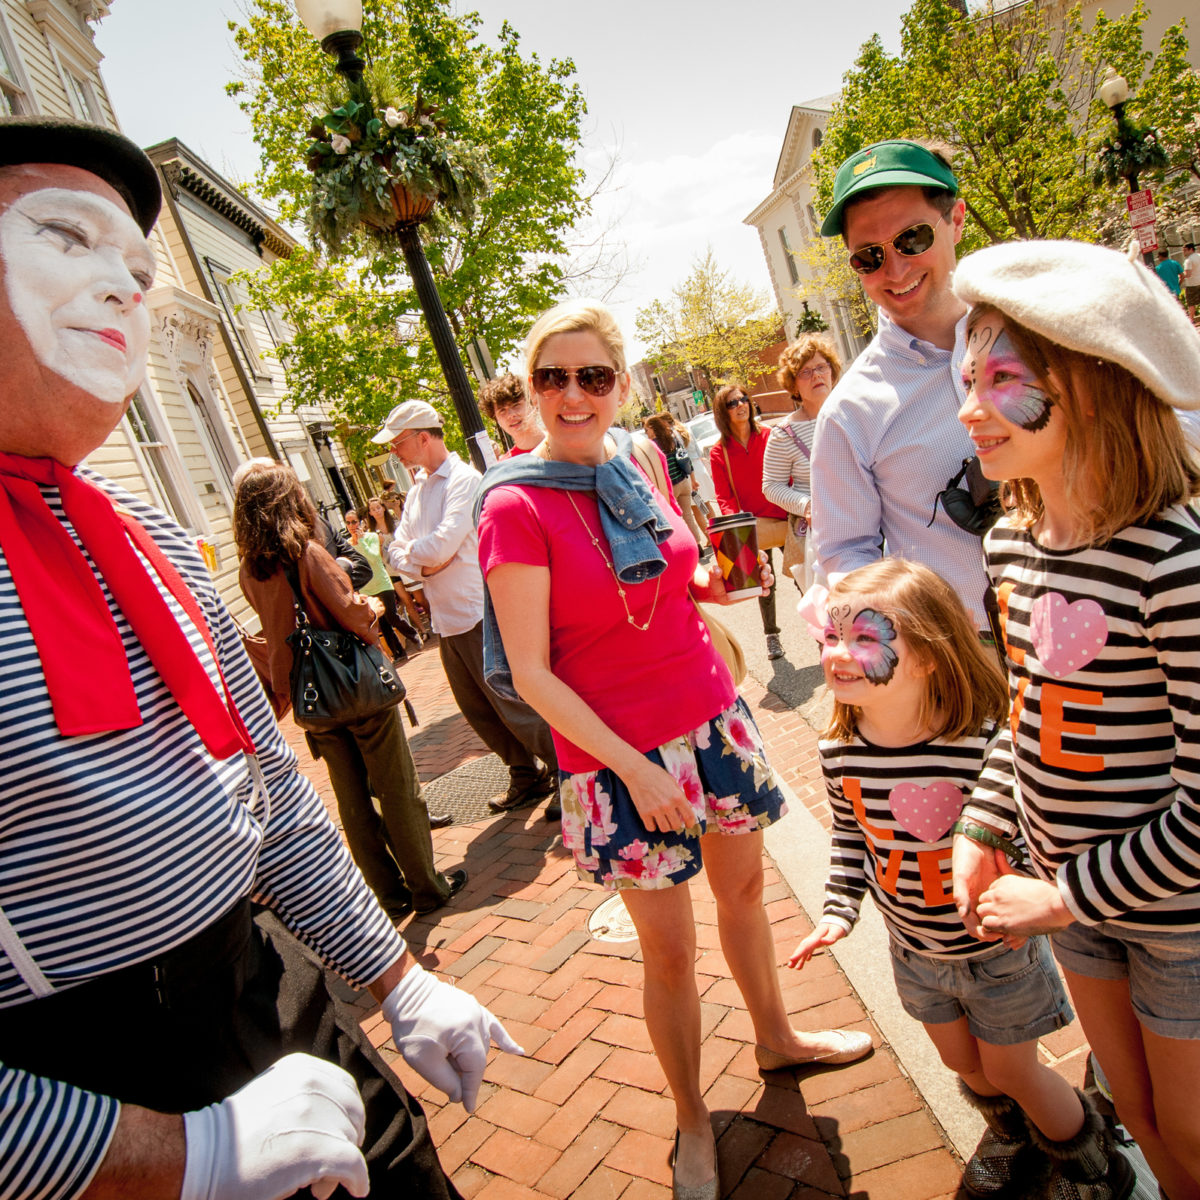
top-left (1137, 226), bottom-right (1159, 254)
top-left (1127, 188), bottom-right (1155, 228)
top-left (692, 388), bottom-right (704, 404)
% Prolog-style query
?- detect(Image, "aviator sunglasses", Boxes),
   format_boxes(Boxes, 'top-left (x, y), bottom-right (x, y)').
top-left (847, 217), bottom-right (943, 275)
top-left (530, 365), bottom-right (617, 396)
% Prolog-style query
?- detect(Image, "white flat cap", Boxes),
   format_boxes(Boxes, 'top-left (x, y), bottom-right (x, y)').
top-left (371, 400), bottom-right (444, 443)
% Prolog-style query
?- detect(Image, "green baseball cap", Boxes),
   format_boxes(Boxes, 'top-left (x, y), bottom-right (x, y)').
top-left (820, 140), bottom-right (958, 238)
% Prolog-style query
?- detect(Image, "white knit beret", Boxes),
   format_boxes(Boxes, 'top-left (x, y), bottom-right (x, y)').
top-left (953, 239), bottom-right (1200, 410)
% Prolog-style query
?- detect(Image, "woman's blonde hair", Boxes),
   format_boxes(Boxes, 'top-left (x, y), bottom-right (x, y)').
top-left (777, 333), bottom-right (843, 398)
top-left (823, 559), bottom-right (1008, 743)
top-left (524, 298), bottom-right (627, 386)
top-left (968, 306), bottom-right (1200, 543)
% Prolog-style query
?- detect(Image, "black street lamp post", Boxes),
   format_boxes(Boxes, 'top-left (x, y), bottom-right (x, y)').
top-left (295, 0), bottom-right (490, 472)
top-left (1096, 67), bottom-right (1168, 269)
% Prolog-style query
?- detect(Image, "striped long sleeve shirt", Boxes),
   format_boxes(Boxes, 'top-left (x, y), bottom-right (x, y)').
top-left (820, 724), bottom-right (1002, 958)
top-left (0, 471), bottom-right (404, 1200)
top-left (963, 508), bottom-right (1200, 929)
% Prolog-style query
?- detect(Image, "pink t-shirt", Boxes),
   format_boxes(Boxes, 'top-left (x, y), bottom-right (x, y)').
top-left (478, 473), bottom-right (736, 773)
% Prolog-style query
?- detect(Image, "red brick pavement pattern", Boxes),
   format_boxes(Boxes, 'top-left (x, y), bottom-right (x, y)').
top-left (277, 643), bottom-right (1089, 1198)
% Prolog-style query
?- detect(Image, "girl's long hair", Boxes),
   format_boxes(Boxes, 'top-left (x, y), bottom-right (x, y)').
top-left (968, 306), bottom-right (1200, 543)
top-left (366, 496), bottom-right (396, 536)
top-left (234, 461), bottom-right (317, 581)
top-left (643, 413), bottom-right (678, 458)
top-left (824, 558), bottom-right (1008, 743)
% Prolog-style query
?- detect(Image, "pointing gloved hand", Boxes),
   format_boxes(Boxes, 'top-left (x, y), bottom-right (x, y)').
top-left (180, 1053), bottom-right (369, 1200)
top-left (382, 962), bottom-right (525, 1111)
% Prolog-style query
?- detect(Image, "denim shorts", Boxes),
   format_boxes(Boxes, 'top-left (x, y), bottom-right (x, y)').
top-left (1051, 920), bottom-right (1200, 1040)
top-left (890, 936), bottom-right (1073, 1046)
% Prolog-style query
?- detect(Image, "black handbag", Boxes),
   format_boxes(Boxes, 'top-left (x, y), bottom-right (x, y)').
top-left (283, 562), bottom-right (407, 733)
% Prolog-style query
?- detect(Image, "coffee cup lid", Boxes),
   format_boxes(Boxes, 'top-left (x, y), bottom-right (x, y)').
top-left (707, 511), bottom-right (755, 530)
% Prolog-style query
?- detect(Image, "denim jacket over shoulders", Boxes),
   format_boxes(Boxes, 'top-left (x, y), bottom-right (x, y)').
top-left (471, 427), bottom-right (673, 700)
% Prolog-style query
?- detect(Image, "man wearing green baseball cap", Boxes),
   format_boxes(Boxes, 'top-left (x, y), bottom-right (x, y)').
top-left (809, 139), bottom-right (990, 632)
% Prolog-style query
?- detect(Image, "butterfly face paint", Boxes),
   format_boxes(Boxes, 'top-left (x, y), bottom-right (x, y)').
top-left (963, 324), bottom-right (1052, 433)
top-left (822, 601), bottom-right (900, 685)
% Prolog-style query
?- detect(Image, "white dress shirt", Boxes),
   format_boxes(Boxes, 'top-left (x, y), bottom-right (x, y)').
top-left (386, 452), bottom-right (485, 637)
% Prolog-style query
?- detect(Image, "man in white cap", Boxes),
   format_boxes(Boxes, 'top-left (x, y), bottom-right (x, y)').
top-left (0, 117), bottom-right (518, 1200)
top-left (373, 401), bottom-right (560, 818)
top-left (811, 139), bottom-right (991, 632)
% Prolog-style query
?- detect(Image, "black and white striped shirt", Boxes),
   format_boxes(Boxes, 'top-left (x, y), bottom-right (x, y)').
top-left (820, 724), bottom-right (1001, 958)
top-left (964, 508), bottom-right (1200, 930)
top-left (0, 472), bottom-right (403, 1200)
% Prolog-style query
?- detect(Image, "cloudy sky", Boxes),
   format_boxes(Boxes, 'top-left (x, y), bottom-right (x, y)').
top-left (95, 0), bottom-right (907, 361)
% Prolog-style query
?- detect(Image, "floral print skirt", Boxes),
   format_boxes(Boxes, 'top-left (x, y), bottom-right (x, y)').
top-left (559, 697), bottom-right (788, 890)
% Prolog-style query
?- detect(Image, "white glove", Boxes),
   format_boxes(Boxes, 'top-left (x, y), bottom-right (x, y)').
top-left (382, 964), bottom-right (525, 1111)
top-left (181, 1053), bottom-right (369, 1200)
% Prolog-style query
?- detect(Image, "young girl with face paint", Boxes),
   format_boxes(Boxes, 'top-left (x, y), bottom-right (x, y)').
top-left (788, 558), bottom-right (1105, 1199)
top-left (951, 240), bottom-right (1200, 1200)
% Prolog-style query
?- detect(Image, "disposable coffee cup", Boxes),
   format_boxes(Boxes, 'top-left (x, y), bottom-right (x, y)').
top-left (706, 512), bottom-right (762, 600)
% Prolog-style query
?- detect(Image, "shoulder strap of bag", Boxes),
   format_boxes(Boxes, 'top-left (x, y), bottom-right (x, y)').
top-left (630, 437), bottom-right (671, 497)
top-left (783, 423), bottom-right (811, 460)
top-left (719, 441), bottom-right (742, 510)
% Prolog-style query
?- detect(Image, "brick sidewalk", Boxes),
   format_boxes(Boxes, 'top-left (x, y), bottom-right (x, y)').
top-left (278, 642), bottom-right (1087, 1199)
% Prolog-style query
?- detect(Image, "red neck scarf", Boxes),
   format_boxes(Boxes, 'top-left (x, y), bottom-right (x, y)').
top-left (0, 452), bottom-right (253, 759)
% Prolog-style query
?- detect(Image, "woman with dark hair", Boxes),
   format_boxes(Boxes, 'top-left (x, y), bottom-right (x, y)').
top-left (643, 412), bottom-right (705, 551)
top-left (236, 462), bottom-right (464, 921)
top-left (710, 386), bottom-right (788, 660)
top-left (345, 506), bottom-right (411, 662)
top-left (366, 495), bottom-right (427, 634)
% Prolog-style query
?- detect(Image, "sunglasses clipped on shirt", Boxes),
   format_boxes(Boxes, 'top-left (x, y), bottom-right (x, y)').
top-left (530, 365), bottom-right (617, 397)
top-left (848, 217), bottom-right (943, 276)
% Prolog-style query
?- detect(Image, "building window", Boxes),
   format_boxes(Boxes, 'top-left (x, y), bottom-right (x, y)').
top-left (778, 227), bottom-right (800, 285)
top-left (186, 381), bottom-right (239, 492)
top-left (0, 19), bottom-right (29, 115)
top-left (125, 390), bottom-right (195, 528)
top-left (812, 128), bottom-right (823, 150)
top-left (205, 259), bottom-right (270, 380)
top-left (63, 68), bottom-right (100, 122)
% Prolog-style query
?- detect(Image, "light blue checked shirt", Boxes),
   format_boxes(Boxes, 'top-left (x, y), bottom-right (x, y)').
top-left (810, 310), bottom-right (990, 629)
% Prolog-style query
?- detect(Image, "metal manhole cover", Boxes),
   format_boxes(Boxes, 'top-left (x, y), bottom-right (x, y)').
top-left (588, 894), bottom-right (639, 942)
top-left (421, 754), bottom-right (510, 824)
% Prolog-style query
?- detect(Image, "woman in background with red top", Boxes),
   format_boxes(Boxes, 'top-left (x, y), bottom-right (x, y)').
top-left (710, 386), bottom-right (788, 660)
top-left (476, 299), bottom-right (870, 1200)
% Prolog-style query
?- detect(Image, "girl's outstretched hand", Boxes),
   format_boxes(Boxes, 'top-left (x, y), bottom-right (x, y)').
top-left (787, 921), bottom-right (846, 969)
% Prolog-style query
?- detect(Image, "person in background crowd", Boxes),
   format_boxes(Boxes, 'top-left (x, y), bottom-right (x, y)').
top-left (344, 505), bottom-right (414, 662)
top-left (374, 400), bottom-right (562, 820)
top-left (953, 238), bottom-right (1200, 1200)
top-left (644, 411), bottom-right (707, 552)
top-left (238, 464), bottom-right (461, 922)
top-left (480, 372), bottom-right (544, 457)
top-left (1184, 242), bottom-right (1200, 322)
top-left (762, 333), bottom-right (843, 536)
top-left (476, 298), bottom-right (871, 1200)
top-left (710, 384), bottom-right (788, 660)
top-left (0, 114), bottom-right (516, 1200)
top-left (811, 139), bottom-right (989, 631)
top-left (1155, 247), bottom-right (1184, 300)
top-left (365, 493), bottom-right (428, 635)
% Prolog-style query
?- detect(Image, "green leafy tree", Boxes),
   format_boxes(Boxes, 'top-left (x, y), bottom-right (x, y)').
top-left (227, 0), bottom-right (592, 452)
top-left (635, 250), bottom-right (783, 391)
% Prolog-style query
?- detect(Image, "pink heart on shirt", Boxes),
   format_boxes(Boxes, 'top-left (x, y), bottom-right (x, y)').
top-left (1029, 592), bottom-right (1107, 678)
top-left (888, 782), bottom-right (964, 842)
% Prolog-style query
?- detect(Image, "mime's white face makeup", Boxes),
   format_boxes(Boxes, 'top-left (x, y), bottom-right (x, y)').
top-left (0, 186), bottom-right (154, 405)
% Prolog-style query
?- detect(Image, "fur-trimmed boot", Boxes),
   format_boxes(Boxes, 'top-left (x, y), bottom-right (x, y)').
top-left (958, 1080), bottom-right (1049, 1198)
top-left (1030, 1089), bottom-right (1135, 1200)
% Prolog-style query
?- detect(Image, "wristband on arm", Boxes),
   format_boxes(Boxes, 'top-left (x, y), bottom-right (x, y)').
top-left (951, 819), bottom-right (1023, 866)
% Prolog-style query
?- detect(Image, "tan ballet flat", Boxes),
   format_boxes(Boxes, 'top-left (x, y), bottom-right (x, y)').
top-left (754, 1028), bottom-right (873, 1070)
top-left (670, 1129), bottom-right (718, 1200)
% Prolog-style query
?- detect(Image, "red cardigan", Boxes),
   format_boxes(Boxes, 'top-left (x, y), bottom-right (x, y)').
top-left (710, 429), bottom-right (787, 519)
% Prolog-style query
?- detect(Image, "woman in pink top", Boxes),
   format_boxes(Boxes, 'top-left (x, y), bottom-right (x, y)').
top-left (710, 386), bottom-right (788, 661)
top-left (477, 299), bottom-right (870, 1199)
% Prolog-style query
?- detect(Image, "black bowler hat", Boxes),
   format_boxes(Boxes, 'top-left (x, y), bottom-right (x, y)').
top-left (0, 116), bottom-right (161, 234)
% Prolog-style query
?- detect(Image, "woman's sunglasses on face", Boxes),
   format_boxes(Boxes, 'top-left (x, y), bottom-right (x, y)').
top-left (724, 395), bottom-right (750, 411)
top-left (531, 365), bottom-right (617, 397)
top-left (847, 217), bottom-right (944, 276)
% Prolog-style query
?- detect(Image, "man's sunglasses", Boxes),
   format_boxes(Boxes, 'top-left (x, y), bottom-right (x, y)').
top-left (530, 365), bottom-right (617, 396)
top-left (848, 218), bottom-right (943, 276)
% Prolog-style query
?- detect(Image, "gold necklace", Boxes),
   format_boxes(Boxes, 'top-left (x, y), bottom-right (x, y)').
top-left (566, 491), bottom-right (661, 632)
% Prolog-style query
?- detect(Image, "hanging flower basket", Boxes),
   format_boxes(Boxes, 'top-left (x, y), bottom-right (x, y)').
top-left (305, 68), bottom-right (487, 254)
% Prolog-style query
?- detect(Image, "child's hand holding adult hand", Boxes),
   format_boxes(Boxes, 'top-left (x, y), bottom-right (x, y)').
top-left (976, 856), bottom-right (1073, 937)
top-left (787, 921), bottom-right (846, 969)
